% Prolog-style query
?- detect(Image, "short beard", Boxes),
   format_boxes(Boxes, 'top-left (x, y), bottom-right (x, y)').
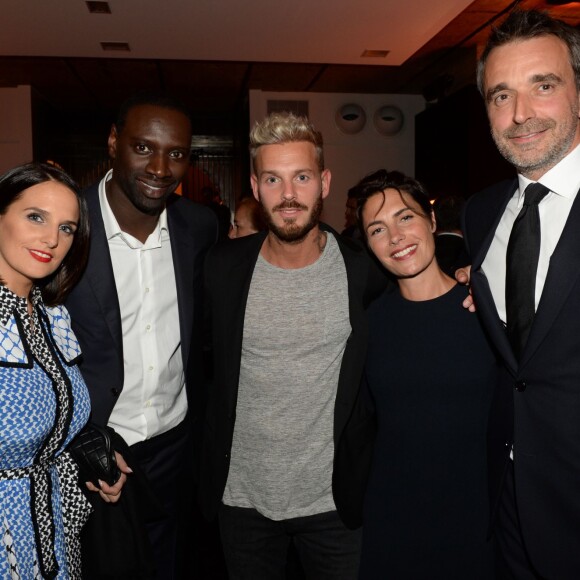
top-left (492, 104), bottom-right (579, 177)
top-left (261, 195), bottom-right (323, 243)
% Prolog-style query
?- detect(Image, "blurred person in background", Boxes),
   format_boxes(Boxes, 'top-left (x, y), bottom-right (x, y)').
top-left (229, 196), bottom-right (266, 239)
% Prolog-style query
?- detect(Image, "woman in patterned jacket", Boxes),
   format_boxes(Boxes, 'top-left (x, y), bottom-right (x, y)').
top-left (0, 163), bottom-right (128, 579)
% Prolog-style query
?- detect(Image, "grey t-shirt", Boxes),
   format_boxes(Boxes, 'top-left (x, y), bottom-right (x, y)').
top-left (222, 233), bottom-right (351, 520)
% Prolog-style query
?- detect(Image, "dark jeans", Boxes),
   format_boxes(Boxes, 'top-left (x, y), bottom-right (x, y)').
top-left (218, 504), bottom-right (361, 580)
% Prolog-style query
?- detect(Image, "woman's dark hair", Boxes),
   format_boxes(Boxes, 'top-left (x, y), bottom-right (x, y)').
top-left (354, 169), bottom-right (433, 237)
top-left (0, 163), bottom-right (90, 306)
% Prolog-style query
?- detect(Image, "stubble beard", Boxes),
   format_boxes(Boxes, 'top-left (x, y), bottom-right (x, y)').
top-left (113, 165), bottom-right (177, 217)
top-left (492, 104), bottom-right (580, 178)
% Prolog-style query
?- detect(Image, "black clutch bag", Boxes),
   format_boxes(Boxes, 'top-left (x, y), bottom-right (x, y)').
top-left (69, 423), bottom-right (121, 487)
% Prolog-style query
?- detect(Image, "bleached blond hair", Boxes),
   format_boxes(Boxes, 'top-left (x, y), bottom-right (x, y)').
top-left (249, 112), bottom-right (324, 172)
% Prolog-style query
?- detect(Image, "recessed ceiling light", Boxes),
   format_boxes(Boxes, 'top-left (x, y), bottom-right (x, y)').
top-left (86, 1), bottom-right (111, 14)
top-left (361, 50), bottom-right (390, 58)
top-left (100, 42), bottom-right (131, 52)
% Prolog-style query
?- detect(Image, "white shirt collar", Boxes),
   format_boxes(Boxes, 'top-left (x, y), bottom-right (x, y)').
top-left (517, 143), bottom-right (580, 202)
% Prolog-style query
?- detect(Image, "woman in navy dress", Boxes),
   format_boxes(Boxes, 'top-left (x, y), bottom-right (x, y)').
top-left (0, 164), bottom-right (127, 579)
top-left (355, 170), bottom-right (496, 579)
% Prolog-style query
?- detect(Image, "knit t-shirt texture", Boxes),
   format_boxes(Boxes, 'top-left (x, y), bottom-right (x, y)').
top-left (222, 233), bottom-right (351, 520)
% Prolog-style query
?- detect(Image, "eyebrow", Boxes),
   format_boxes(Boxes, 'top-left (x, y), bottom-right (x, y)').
top-left (486, 83), bottom-right (508, 103)
top-left (129, 137), bottom-right (190, 151)
top-left (24, 205), bottom-right (51, 218)
top-left (486, 73), bottom-right (564, 102)
top-left (365, 219), bottom-right (383, 230)
top-left (259, 168), bottom-right (314, 177)
top-left (25, 206), bottom-right (78, 227)
top-left (365, 207), bottom-right (410, 230)
top-left (531, 72), bottom-right (563, 85)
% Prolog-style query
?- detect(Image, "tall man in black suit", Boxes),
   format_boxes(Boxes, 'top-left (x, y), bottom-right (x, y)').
top-left (66, 92), bottom-right (217, 577)
top-left (198, 112), bottom-right (382, 579)
top-left (462, 10), bottom-right (580, 579)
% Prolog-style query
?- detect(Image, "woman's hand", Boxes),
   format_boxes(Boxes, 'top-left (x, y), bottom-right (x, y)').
top-left (85, 451), bottom-right (132, 504)
top-left (455, 266), bottom-right (476, 312)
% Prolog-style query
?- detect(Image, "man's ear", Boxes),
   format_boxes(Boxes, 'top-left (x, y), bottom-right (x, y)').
top-left (108, 125), bottom-right (118, 159)
top-left (251, 174), bottom-right (260, 202)
top-left (321, 169), bottom-right (331, 200)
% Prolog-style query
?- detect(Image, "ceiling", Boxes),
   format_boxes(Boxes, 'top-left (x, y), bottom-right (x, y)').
top-left (2, 0), bottom-right (580, 134)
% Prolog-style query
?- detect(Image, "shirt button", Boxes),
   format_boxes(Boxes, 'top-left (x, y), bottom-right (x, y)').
top-left (146, 324), bottom-right (151, 331)
top-left (515, 381), bottom-right (526, 392)
top-left (149, 366), bottom-right (154, 371)
top-left (145, 400), bottom-right (151, 408)
top-left (145, 287), bottom-right (150, 293)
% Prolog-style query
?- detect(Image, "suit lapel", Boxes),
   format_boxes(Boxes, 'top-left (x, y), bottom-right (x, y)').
top-left (223, 233), bottom-right (266, 410)
top-left (85, 187), bottom-right (123, 352)
top-left (167, 202), bottom-right (195, 368)
top-left (332, 233), bottom-right (368, 435)
top-left (471, 181), bottom-right (518, 374)
top-left (521, 186), bottom-right (580, 366)
top-left (473, 270), bottom-right (518, 374)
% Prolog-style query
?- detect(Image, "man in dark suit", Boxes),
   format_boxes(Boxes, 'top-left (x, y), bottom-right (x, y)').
top-left (198, 112), bottom-right (381, 579)
top-left (462, 10), bottom-right (580, 579)
top-left (66, 92), bottom-right (217, 577)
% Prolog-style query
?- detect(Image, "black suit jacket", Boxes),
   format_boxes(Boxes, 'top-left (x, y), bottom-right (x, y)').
top-left (66, 182), bottom-right (217, 427)
top-left (463, 178), bottom-right (580, 579)
top-left (198, 227), bottom-right (386, 529)
top-left (434, 233), bottom-right (469, 277)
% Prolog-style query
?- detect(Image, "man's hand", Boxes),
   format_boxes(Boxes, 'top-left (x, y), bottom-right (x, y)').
top-left (455, 265), bottom-right (476, 312)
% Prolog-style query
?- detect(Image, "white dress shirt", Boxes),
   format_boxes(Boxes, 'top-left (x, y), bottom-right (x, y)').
top-left (482, 144), bottom-right (580, 324)
top-left (99, 170), bottom-right (187, 445)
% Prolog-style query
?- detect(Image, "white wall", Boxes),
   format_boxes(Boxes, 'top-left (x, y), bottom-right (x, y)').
top-left (0, 86), bottom-right (33, 174)
top-left (250, 90), bottom-right (425, 231)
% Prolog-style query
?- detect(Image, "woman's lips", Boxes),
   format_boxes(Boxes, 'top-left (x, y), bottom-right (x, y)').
top-left (391, 244), bottom-right (417, 260)
top-left (29, 249), bottom-right (52, 263)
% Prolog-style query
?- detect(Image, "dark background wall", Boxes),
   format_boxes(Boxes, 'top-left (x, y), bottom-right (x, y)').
top-left (415, 84), bottom-right (513, 200)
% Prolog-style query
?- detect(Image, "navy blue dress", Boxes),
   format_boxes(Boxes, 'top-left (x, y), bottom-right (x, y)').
top-left (359, 284), bottom-right (495, 579)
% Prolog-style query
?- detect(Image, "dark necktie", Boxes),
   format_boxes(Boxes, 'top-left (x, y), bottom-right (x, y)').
top-left (505, 182), bottom-right (550, 360)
